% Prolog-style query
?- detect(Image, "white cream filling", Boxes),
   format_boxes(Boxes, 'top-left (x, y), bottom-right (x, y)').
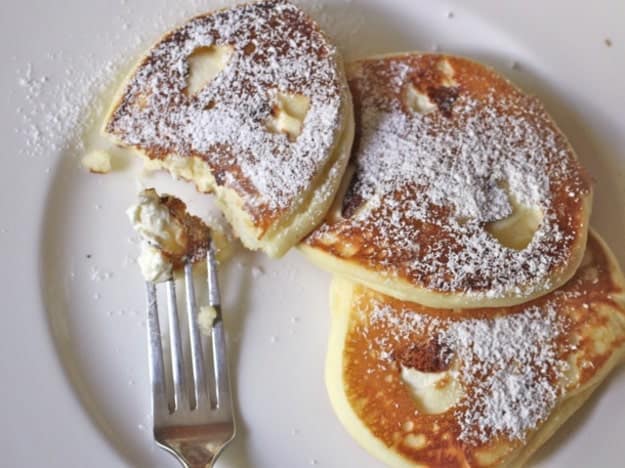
top-left (198, 305), bottom-right (218, 335)
top-left (127, 189), bottom-right (185, 282)
top-left (137, 243), bottom-right (173, 283)
top-left (127, 189), bottom-right (185, 255)
top-left (400, 365), bottom-right (463, 414)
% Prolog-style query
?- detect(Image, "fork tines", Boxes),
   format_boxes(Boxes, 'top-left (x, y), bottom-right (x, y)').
top-left (145, 246), bottom-right (231, 415)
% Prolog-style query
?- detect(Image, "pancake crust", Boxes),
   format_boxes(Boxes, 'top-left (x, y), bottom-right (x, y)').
top-left (303, 53), bottom-right (593, 308)
top-left (105, 0), bottom-right (353, 257)
top-left (326, 231), bottom-right (625, 467)
top-left (150, 191), bottom-right (212, 268)
top-left (127, 188), bottom-right (234, 282)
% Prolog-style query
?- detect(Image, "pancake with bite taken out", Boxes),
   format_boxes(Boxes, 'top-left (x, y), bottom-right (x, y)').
top-left (107, 0), bottom-right (354, 258)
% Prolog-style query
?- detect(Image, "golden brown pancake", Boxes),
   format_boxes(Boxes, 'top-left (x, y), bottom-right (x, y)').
top-left (302, 53), bottom-right (593, 309)
top-left (106, 0), bottom-right (354, 258)
top-left (326, 231), bottom-right (625, 467)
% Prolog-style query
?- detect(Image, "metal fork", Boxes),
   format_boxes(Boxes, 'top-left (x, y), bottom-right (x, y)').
top-left (145, 245), bottom-right (235, 467)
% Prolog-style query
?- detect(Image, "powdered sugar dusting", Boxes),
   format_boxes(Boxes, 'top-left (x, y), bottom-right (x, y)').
top-left (446, 306), bottom-right (565, 443)
top-left (13, 0), bottom-right (354, 161)
top-left (11, 0), bottom-right (244, 161)
top-left (367, 298), bottom-right (568, 444)
top-left (309, 54), bottom-right (591, 299)
top-left (106, 0), bottom-right (347, 219)
top-left (14, 56), bottom-right (119, 159)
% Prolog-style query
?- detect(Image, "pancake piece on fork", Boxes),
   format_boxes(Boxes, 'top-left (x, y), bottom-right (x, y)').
top-left (106, 0), bottom-right (354, 258)
top-left (127, 188), bottom-right (232, 282)
top-left (302, 53), bottom-right (593, 309)
top-left (326, 230), bottom-right (625, 467)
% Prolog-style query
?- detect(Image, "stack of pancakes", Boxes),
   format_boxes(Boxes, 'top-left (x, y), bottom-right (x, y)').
top-left (304, 52), bottom-right (625, 467)
top-left (108, 1), bottom-right (625, 466)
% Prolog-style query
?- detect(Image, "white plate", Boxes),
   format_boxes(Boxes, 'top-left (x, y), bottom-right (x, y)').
top-left (2, 0), bottom-right (624, 466)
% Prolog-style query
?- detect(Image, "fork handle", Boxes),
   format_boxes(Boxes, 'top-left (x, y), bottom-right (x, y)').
top-left (166, 434), bottom-right (226, 468)
top-left (176, 447), bottom-right (217, 468)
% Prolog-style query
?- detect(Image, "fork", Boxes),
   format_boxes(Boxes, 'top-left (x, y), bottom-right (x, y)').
top-left (145, 244), bottom-right (236, 467)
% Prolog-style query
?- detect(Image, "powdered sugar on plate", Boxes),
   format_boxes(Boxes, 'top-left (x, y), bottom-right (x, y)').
top-left (10, 0), bottom-right (249, 161)
top-left (14, 56), bottom-right (118, 159)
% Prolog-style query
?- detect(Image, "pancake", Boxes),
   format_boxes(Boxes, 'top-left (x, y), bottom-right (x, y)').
top-left (302, 53), bottom-right (593, 309)
top-left (106, 0), bottom-right (354, 258)
top-left (127, 188), bottom-right (232, 282)
top-left (326, 231), bottom-right (625, 467)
